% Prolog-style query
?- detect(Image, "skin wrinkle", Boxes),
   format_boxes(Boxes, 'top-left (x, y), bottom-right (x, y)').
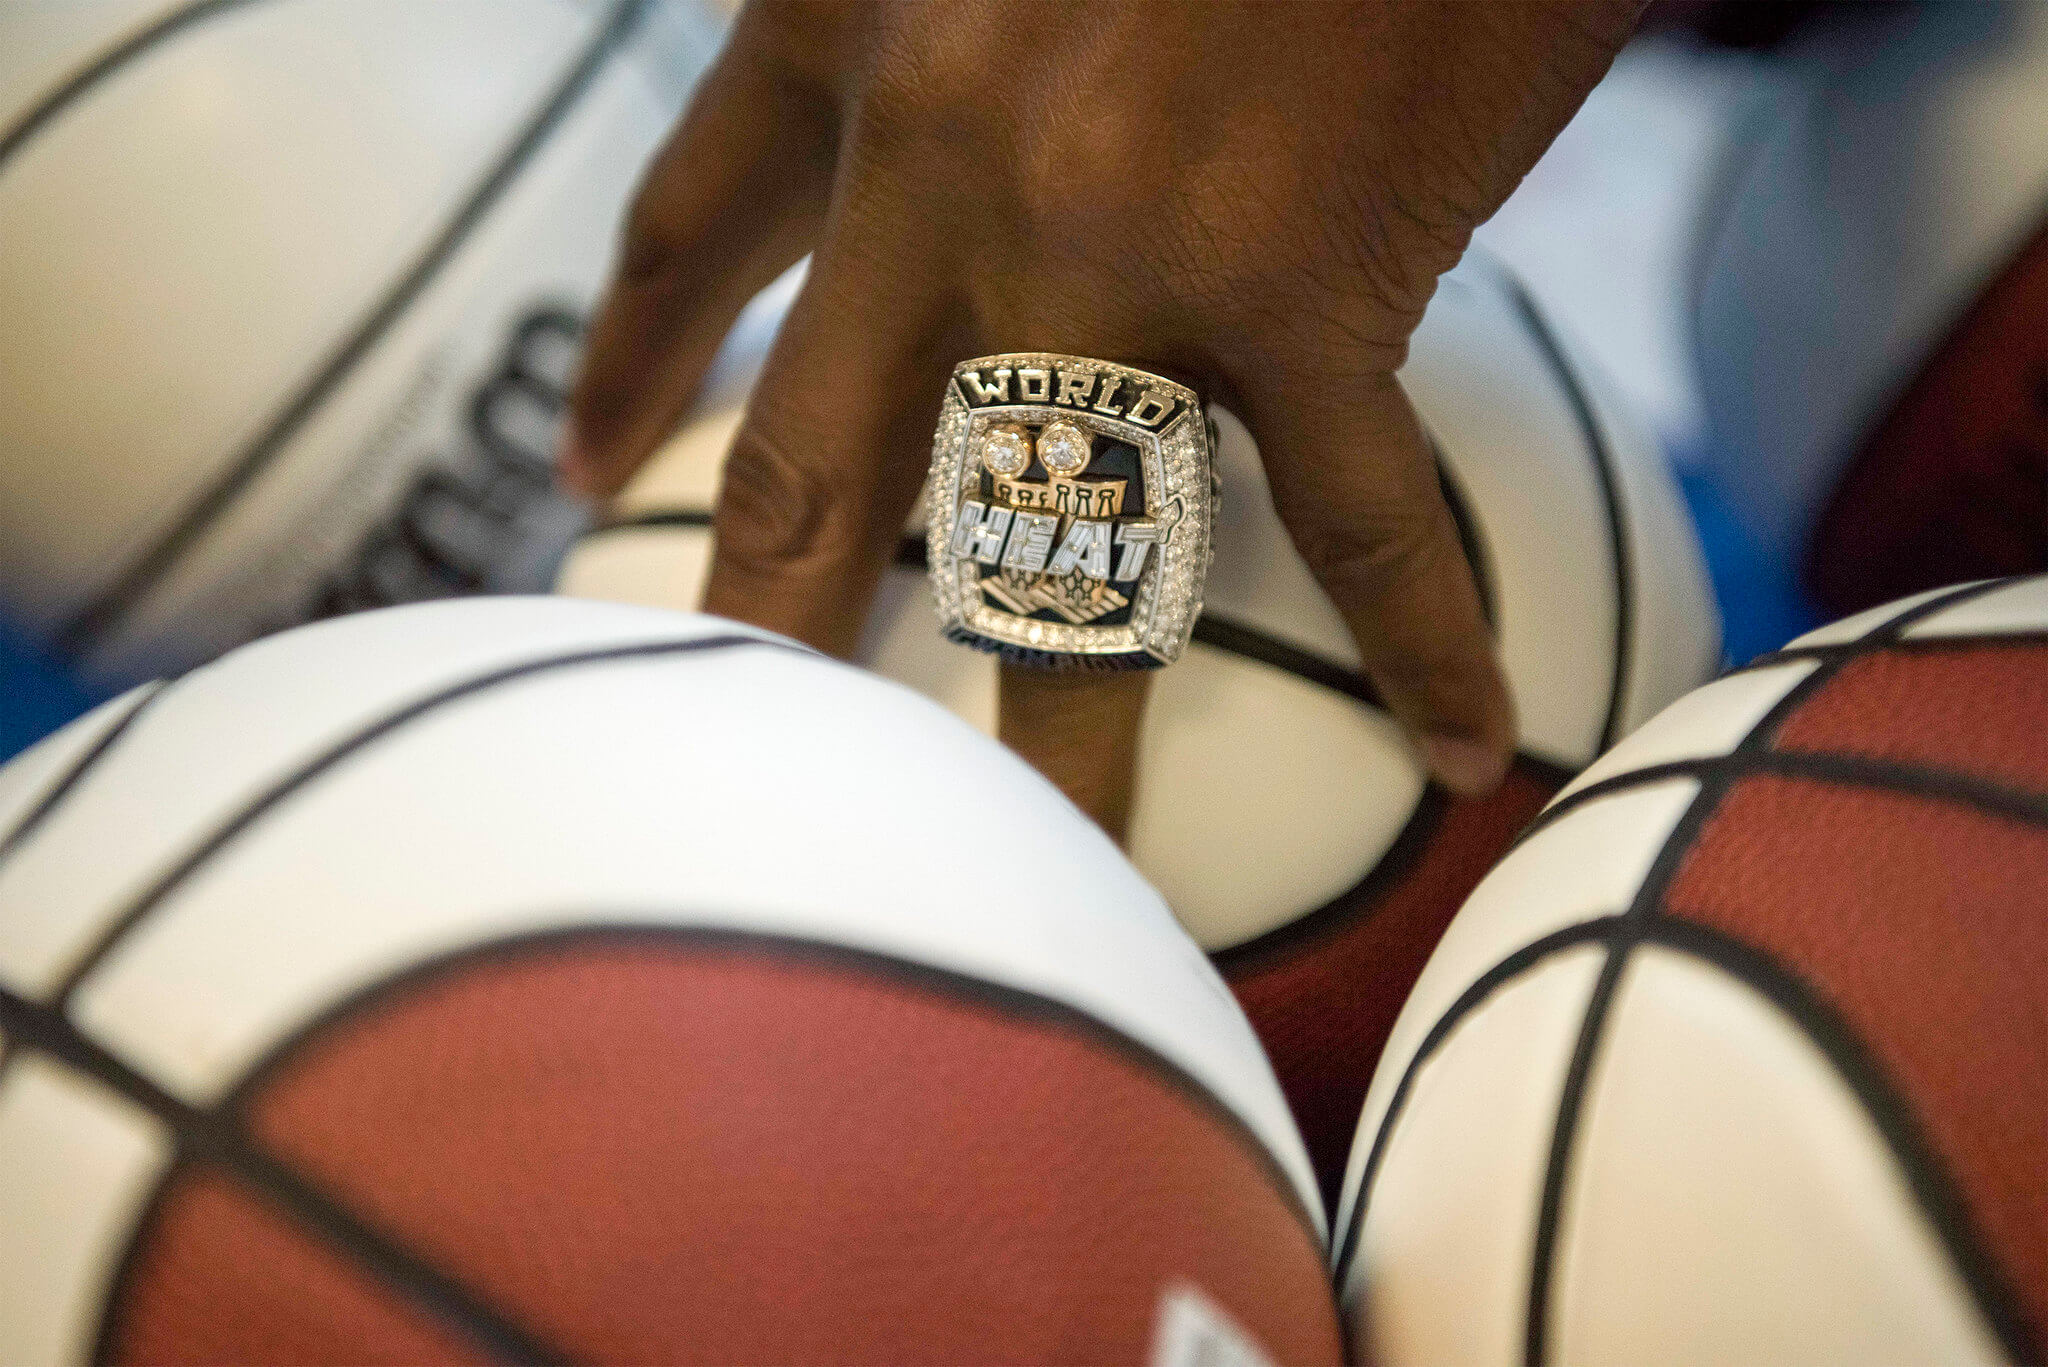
top-left (712, 427), bottom-right (842, 580)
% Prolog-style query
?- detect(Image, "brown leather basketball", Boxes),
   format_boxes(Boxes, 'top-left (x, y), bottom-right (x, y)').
top-left (0, 598), bottom-right (1339, 1365)
top-left (1335, 574), bottom-right (2048, 1366)
top-left (102, 933), bottom-right (1340, 1365)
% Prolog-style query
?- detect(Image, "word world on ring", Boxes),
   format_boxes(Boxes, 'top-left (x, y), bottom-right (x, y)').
top-left (926, 354), bottom-right (1217, 670)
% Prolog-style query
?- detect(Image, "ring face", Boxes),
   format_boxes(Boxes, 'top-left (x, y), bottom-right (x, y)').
top-left (927, 354), bottom-right (1215, 669)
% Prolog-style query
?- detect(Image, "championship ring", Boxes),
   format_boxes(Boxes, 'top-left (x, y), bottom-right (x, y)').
top-left (926, 354), bottom-right (1216, 669)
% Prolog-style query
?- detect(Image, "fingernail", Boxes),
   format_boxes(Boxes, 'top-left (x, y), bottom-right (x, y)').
top-left (1421, 733), bottom-right (1508, 795)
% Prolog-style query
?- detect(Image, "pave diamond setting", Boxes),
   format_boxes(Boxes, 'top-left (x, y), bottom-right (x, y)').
top-left (928, 354), bottom-right (1215, 669)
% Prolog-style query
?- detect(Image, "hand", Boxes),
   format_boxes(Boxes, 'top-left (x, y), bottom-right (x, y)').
top-left (561, 0), bottom-right (1642, 836)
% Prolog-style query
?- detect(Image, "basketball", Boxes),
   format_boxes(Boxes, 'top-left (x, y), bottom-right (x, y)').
top-left (1693, 3), bottom-right (2048, 614)
top-left (1336, 573), bottom-right (2048, 1365)
top-left (0, 596), bottom-right (1338, 1364)
top-left (558, 251), bottom-right (1723, 1197)
top-left (0, 0), bottom-right (719, 685)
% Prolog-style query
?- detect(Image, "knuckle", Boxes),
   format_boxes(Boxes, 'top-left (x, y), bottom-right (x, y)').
top-left (1296, 502), bottom-right (1457, 616)
top-left (1233, 291), bottom-right (1416, 378)
top-left (711, 425), bottom-right (858, 581)
top-left (1323, 173), bottom-right (1471, 320)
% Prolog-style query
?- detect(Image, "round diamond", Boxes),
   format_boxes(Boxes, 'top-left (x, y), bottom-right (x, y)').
top-left (977, 423), bottom-right (1032, 478)
top-left (1036, 419), bottom-right (1092, 477)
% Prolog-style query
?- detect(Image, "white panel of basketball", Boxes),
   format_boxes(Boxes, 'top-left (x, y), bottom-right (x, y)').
top-left (1546, 316), bottom-right (1724, 738)
top-left (0, 1058), bottom-right (170, 1367)
top-left (0, 599), bottom-right (772, 997)
top-left (0, 2), bottom-right (182, 116)
top-left (1200, 409), bottom-right (1356, 669)
top-left (1133, 654), bottom-right (1421, 943)
top-left (1902, 576), bottom-right (2048, 639)
top-left (1333, 778), bottom-right (1698, 1239)
top-left (1348, 947), bottom-right (1606, 1367)
top-left (1553, 948), bottom-right (2000, 1367)
top-left (860, 568), bottom-right (1000, 734)
top-left (1402, 263), bottom-right (1619, 766)
top-left (1784, 583), bottom-right (1989, 650)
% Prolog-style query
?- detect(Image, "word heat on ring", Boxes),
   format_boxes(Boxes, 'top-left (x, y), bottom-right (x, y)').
top-left (926, 353), bottom-right (1217, 670)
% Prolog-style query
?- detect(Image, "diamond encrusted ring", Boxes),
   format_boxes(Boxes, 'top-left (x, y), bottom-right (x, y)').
top-left (927, 354), bottom-right (1217, 670)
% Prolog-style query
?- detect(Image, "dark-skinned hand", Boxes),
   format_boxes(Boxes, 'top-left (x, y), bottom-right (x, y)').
top-left (561, 0), bottom-right (1644, 838)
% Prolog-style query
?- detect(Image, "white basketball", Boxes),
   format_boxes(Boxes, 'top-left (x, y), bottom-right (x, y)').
top-left (0, 0), bottom-right (722, 684)
top-left (557, 251), bottom-right (1723, 1192)
top-left (0, 596), bottom-right (1338, 1364)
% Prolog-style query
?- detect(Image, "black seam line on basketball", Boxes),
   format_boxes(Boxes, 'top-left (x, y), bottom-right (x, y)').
top-left (580, 515), bottom-right (1604, 843)
top-left (1521, 877), bottom-right (1702, 1367)
top-left (1522, 754), bottom-right (1748, 1366)
top-left (1328, 915), bottom-right (1624, 1283)
top-left (1737, 627), bottom-right (2048, 674)
top-left (597, 509), bottom-right (1419, 708)
top-left (1514, 746), bottom-right (2048, 858)
top-left (587, 510), bottom-right (1586, 770)
top-left (1642, 917), bottom-right (2041, 1362)
top-left (1212, 751), bottom-right (1571, 975)
top-left (1727, 568), bottom-right (2048, 675)
top-left (585, 508), bottom-right (718, 538)
top-left (50, 633), bottom-right (788, 1008)
top-left (596, 493), bottom-right (1490, 718)
top-left (48, 0), bottom-right (650, 657)
top-left (0, 0), bottom-right (265, 169)
top-left (0, 681), bottom-right (166, 873)
top-left (585, 513), bottom-right (1591, 808)
top-left (1498, 268), bottom-right (1635, 752)
top-left (1505, 760), bottom-right (1710, 858)
top-left (582, 506), bottom-right (1401, 705)
top-left (1739, 577), bottom-right (2027, 758)
top-left (1522, 924), bottom-right (1634, 1367)
top-left (1432, 437), bottom-right (1498, 628)
top-left (0, 984), bottom-right (566, 1366)
top-left (1191, 615), bottom-right (1390, 710)
top-left (1211, 787), bottom-right (1448, 974)
top-left (1864, 578), bottom-right (2033, 645)
top-left (209, 920), bottom-right (1333, 1258)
